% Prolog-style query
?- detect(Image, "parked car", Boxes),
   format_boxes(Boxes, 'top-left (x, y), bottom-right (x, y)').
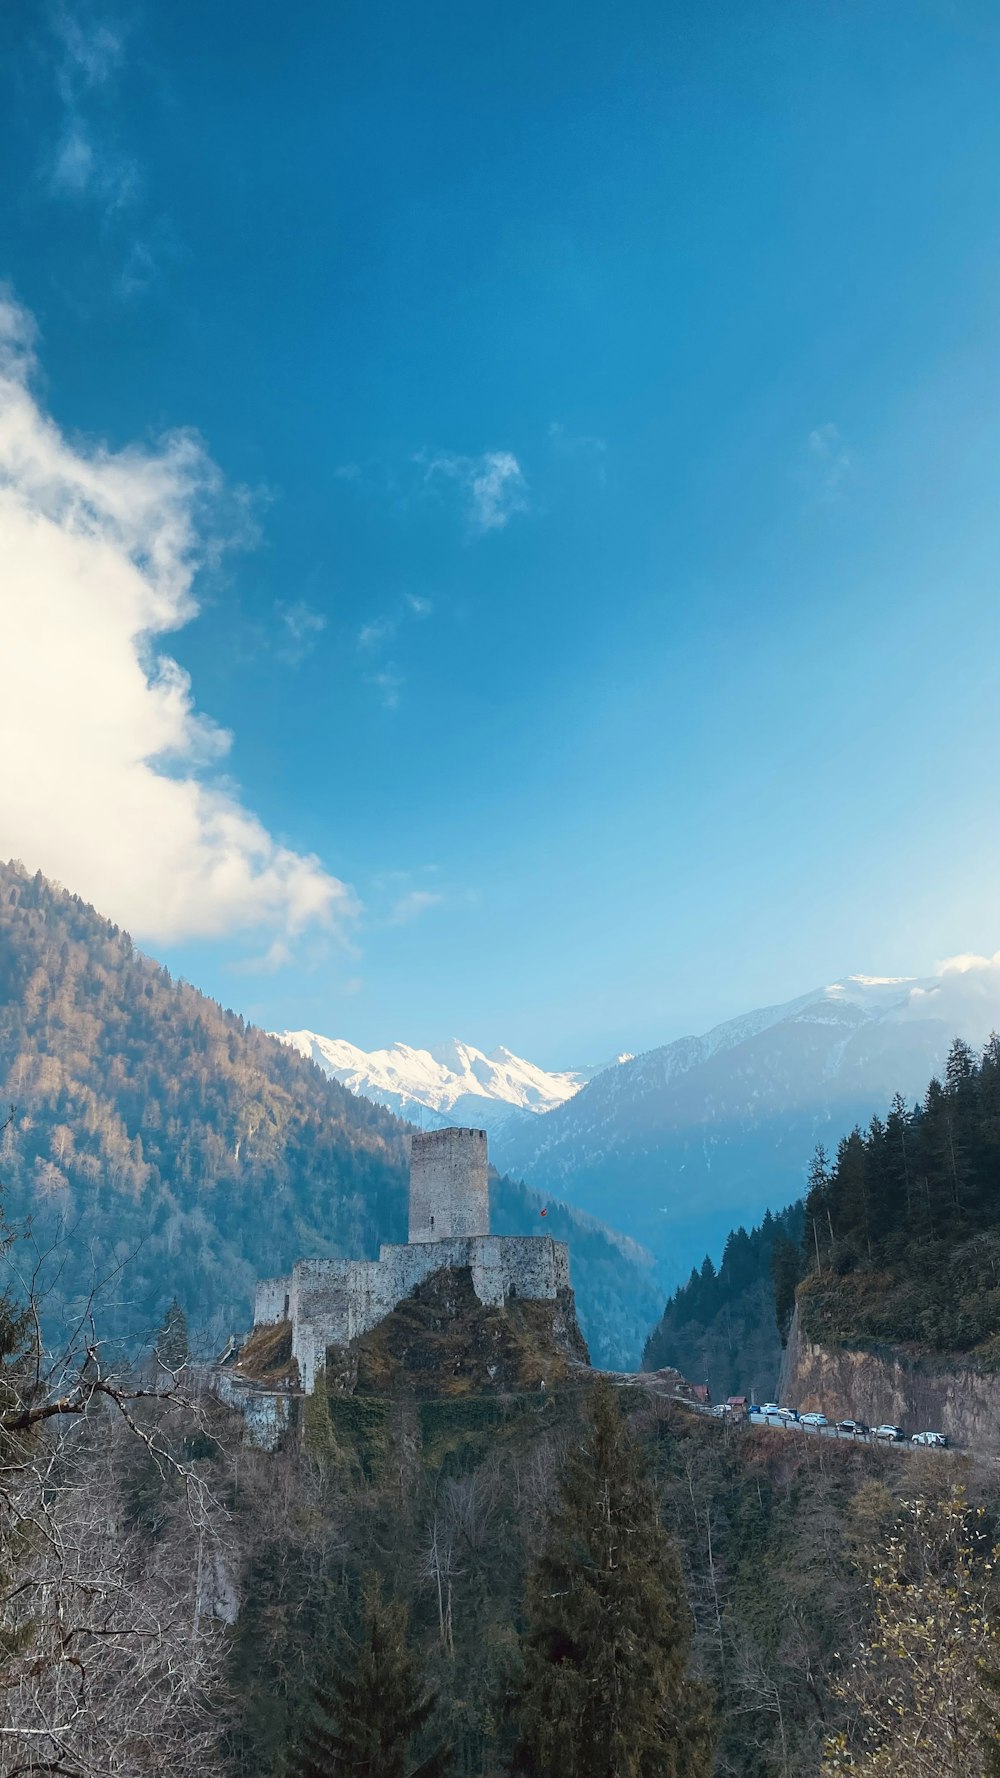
top-left (762, 1402), bottom-right (781, 1416)
top-left (748, 1404), bottom-right (763, 1416)
top-left (911, 1430), bottom-right (948, 1447)
top-left (777, 1406), bottom-right (799, 1421)
top-left (800, 1412), bottom-right (828, 1427)
top-left (837, 1419), bottom-right (870, 1436)
top-left (874, 1424), bottom-right (906, 1442)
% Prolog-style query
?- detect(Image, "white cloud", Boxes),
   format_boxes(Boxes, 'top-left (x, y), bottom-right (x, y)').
top-left (276, 598), bottom-right (326, 665)
top-left (53, 5), bottom-right (126, 85)
top-left (47, 7), bottom-right (140, 215)
top-left (365, 666), bottom-right (404, 710)
top-left (806, 423), bottom-right (851, 498)
top-left (389, 890), bottom-right (444, 926)
top-left (52, 127), bottom-right (94, 193)
top-left (421, 449), bottom-right (528, 534)
top-left (898, 952), bottom-right (1000, 1046)
top-left (404, 593), bottom-right (433, 617)
top-left (0, 291), bottom-right (352, 949)
top-left (357, 616), bottom-right (396, 650)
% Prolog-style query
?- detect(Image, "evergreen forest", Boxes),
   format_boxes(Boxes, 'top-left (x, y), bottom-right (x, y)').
top-left (643, 1205), bottom-right (805, 1401)
top-left (798, 1035), bottom-right (1000, 1357)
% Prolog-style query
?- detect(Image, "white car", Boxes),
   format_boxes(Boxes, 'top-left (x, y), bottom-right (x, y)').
top-left (874, 1424), bottom-right (906, 1442)
top-left (800, 1412), bottom-right (828, 1427)
top-left (762, 1402), bottom-right (781, 1416)
top-left (911, 1430), bottom-right (948, 1447)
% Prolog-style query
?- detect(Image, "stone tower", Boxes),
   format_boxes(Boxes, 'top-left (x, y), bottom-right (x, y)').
top-left (408, 1126), bottom-right (489, 1243)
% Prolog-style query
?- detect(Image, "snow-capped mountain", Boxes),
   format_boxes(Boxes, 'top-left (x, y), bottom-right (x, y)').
top-left (490, 968), bottom-right (1000, 1286)
top-left (271, 1032), bottom-right (630, 1137)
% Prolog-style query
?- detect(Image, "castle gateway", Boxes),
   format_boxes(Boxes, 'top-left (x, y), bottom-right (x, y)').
top-left (252, 1127), bottom-right (571, 1391)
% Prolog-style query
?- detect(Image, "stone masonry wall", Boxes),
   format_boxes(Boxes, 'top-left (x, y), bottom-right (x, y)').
top-left (249, 1125), bottom-right (572, 1394)
top-left (254, 1275), bottom-right (292, 1324)
top-left (254, 1233), bottom-right (571, 1392)
top-left (408, 1127), bottom-right (488, 1242)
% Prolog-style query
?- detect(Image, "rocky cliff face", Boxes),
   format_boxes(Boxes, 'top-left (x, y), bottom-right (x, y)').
top-left (779, 1307), bottom-right (1000, 1450)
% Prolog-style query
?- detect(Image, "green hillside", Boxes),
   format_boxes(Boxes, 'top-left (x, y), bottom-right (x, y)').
top-left (642, 1204), bottom-right (804, 1399)
top-left (0, 860), bottom-right (656, 1366)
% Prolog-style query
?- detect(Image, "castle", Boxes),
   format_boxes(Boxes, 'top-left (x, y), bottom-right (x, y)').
top-left (251, 1126), bottom-right (572, 1392)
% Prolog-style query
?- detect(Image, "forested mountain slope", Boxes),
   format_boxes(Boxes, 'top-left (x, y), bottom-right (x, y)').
top-left (643, 1203), bottom-right (804, 1400)
top-left (0, 861), bottom-right (656, 1365)
top-left (494, 976), bottom-right (995, 1284)
top-left (799, 1037), bottom-right (1000, 1360)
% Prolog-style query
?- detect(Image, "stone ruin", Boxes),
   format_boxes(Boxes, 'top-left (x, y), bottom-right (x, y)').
top-left (245, 1126), bottom-right (573, 1393)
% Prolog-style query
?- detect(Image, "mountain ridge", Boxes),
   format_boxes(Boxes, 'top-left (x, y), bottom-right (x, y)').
top-left (490, 971), bottom-right (1000, 1285)
top-left (0, 860), bottom-right (657, 1368)
top-left (271, 1028), bottom-right (632, 1136)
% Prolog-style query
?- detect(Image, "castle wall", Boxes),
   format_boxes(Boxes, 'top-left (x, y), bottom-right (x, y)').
top-left (408, 1127), bottom-right (489, 1242)
top-left (255, 1235), bottom-right (571, 1393)
top-left (247, 1127), bottom-right (575, 1395)
top-left (254, 1274), bottom-right (292, 1325)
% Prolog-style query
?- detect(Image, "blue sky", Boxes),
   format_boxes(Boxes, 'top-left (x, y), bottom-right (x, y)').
top-left (3, 0), bottom-right (1000, 1065)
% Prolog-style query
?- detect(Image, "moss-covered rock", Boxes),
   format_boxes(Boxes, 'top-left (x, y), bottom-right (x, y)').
top-left (329, 1265), bottom-right (588, 1400)
top-left (232, 1318), bottom-right (299, 1387)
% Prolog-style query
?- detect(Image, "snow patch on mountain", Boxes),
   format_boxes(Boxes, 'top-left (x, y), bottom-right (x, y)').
top-left (270, 1031), bottom-right (624, 1135)
top-left (489, 967), bottom-right (1000, 1284)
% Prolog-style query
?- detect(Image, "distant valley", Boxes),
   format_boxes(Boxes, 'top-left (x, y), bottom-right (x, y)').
top-left (296, 971), bottom-right (1000, 1289)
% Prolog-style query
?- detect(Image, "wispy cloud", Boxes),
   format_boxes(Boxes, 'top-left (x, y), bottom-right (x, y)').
top-left (389, 889), bottom-right (444, 926)
top-left (806, 423), bottom-right (851, 499)
top-left (356, 593), bottom-right (435, 709)
top-left (53, 3), bottom-right (126, 84)
top-left (275, 599), bottom-right (327, 665)
top-left (358, 616), bottom-right (397, 650)
top-left (420, 448), bottom-right (528, 534)
top-left (548, 421), bottom-right (608, 484)
top-left (48, 7), bottom-right (139, 213)
top-left (366, 666), bottom-right (404, 710)
top-left (229, 936), bottom-right (295, 975)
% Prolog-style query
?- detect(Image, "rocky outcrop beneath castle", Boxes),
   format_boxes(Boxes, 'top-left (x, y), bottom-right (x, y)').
top-left (210, 1366), bottom-right (296, 1451)
top-left (779, 1306), bottom-right (1000, 1449)
top-left (326, 1265), bottom-right (589, 1398)
top-left (257, 1232), bottom-right (572, 1392)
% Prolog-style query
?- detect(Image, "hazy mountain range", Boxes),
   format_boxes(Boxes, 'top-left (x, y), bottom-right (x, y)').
top-left (291, 968), bottom-right (1000, 1289)
top-left (0, 861), bottom-right (658, 1368)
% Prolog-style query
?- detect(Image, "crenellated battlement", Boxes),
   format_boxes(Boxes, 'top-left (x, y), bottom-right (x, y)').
top-left (247, 1126), bottom-right (573, 1394)
top-left (408, 1126), bottom-right (488, 1241)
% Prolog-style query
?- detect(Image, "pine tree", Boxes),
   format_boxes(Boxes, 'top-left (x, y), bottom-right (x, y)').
top-left (514, 1377), bottom-right (714, 1778)
top-left (290, 1581), bottom-right (450, 1778)
top-left (155, 1296), bottom-right (189, 1369)
top-left (770, 1230), bottom-right (801, 1344)
top-left (803, 1142), bottom-right (835, 1269)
